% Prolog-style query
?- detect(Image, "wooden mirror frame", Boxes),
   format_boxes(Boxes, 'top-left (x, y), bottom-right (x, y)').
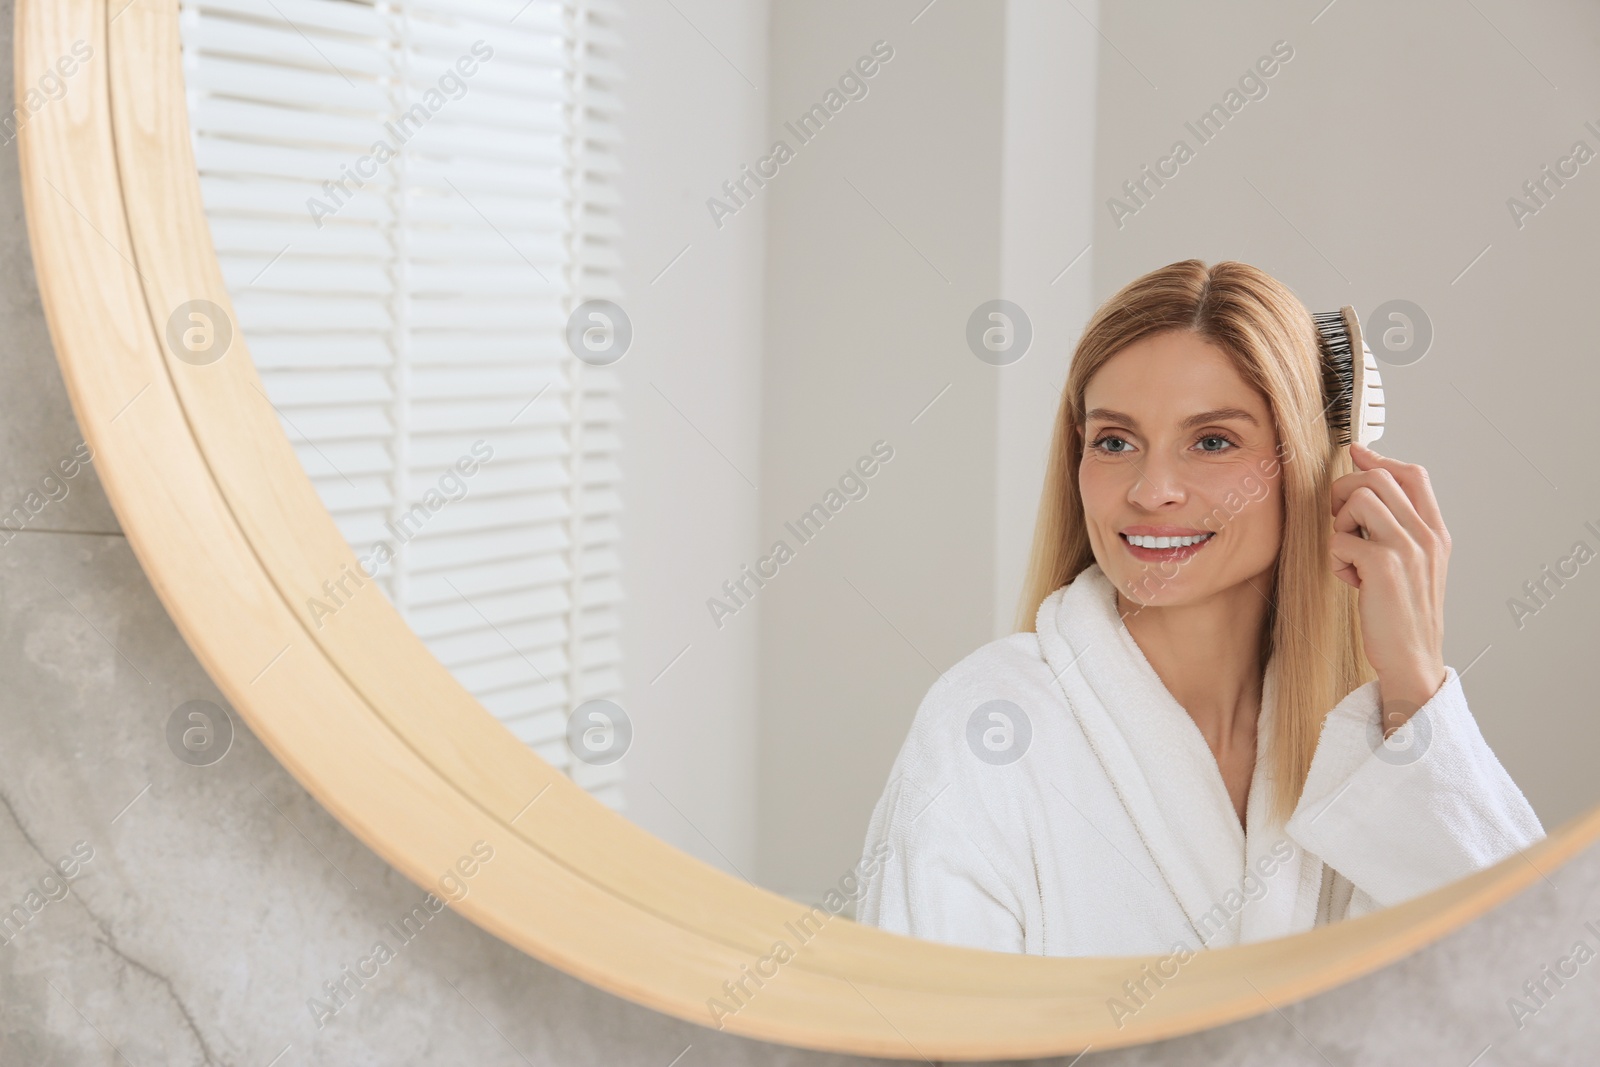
top-left (17, 1), bottom-right (1596, 1058)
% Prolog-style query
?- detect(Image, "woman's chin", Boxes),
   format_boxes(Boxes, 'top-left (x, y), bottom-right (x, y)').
top-left (1105, 563), bottom-right (1216, 610)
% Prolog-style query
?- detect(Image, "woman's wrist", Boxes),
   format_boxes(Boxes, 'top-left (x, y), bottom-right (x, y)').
top-left (1376, 664), bottom-right (1448, 733)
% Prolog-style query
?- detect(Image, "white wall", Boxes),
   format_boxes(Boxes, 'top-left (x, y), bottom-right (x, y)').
top-left (613, 0), bottom-right (1104, 902)
top-left (995, 0), bottom-right (1100, 635)
top-left (752, 1), bottom-right (1004, 901)
top-left (614, 0), bottom-right (768, 877)
top-left (753, 1), bottom-right (1104, 901)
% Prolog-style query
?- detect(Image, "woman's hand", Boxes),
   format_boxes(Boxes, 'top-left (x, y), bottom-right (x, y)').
top-left (1329, 441), bottom-right (1451, 732)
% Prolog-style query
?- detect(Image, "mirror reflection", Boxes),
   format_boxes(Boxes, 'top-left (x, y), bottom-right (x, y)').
top-left (178, 0), bottom-right (1598, 959)
top-left (855, 261), bottom-right (1543, 955)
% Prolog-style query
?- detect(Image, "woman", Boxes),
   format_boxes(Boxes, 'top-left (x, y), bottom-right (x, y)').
top-left (854, 259), bottom-right (1544, 957)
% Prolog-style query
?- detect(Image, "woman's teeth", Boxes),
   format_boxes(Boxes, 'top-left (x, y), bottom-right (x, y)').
top-left (1125, 532), bottom-right (1213, 549)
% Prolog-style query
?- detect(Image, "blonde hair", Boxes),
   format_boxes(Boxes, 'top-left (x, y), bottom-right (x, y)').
top-left (1014, 258), bottom-right (1374, 824)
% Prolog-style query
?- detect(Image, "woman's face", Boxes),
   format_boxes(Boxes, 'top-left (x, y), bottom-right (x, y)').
top-left (1078, 329), bottom-right (1284, 608)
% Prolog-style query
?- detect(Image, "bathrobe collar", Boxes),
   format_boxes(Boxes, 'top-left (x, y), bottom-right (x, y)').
top-left (1034, 562), bottom-right (1324, 947)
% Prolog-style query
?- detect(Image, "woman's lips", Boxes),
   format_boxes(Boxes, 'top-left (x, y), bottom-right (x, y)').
top-left (1119, 531), bottom-right (1215, 563)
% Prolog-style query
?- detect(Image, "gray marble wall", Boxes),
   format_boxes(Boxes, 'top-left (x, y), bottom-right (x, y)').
top-left (2, 4), bottom-right (1597, 1065)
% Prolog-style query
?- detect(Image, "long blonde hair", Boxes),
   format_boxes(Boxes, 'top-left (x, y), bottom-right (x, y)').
top-left (1014, 258), bottom-right (1374, 824)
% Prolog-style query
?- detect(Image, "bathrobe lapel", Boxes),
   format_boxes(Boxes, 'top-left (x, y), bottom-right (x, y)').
top-left (1034, 563), bottom-right (1322, 947)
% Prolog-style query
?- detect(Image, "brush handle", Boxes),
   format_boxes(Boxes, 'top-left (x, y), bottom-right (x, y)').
top-left (1341, 305), bottom-right (1386, 449)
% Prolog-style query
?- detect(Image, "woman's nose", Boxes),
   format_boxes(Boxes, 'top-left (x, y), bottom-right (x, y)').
top-left (1126, 451), bottom-right (1186, 509)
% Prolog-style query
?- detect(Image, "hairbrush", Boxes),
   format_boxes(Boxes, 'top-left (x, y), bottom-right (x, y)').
top-left (1312, 304), bottom-right (1385, 448)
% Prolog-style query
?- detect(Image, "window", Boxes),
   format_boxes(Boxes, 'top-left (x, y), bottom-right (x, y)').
top-left (180, 0), bottom-right (627, 807)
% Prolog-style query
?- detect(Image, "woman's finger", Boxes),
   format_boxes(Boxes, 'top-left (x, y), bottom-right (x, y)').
top-left (1332, 468), bottom-right (1431, 546)
top-left (1349, 442), bottom-right (1449, 545)
top-left (1333, 484), bottom-right (1412, 548)
top-left (1328, 527), bottom-right (1377, 588)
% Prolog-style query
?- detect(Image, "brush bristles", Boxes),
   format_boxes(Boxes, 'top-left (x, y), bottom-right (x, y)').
top-left (1313, 310), bottom-right (1357, 447)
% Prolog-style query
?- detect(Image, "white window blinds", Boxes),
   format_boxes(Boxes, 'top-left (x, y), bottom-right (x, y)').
top-left (179, 0), bottom-right (627, 808)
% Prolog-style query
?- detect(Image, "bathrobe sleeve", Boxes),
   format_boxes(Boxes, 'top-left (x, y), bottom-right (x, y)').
top-left (855, 640), bottom-right (1046, 955)
top-left (1284, 665), bottom-right (1545, 912)
top-left (854, 771), bottom-right (1028, 954)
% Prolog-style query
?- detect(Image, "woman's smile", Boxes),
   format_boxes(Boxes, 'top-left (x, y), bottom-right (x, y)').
top-left (1119, 526), bottom-right (1217, 563)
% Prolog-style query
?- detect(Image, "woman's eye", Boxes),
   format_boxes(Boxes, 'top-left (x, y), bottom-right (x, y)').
top-left (1091, 434), bottom-right (1131, 454)
top-left (1197, 434), bottom-right (1236, 453)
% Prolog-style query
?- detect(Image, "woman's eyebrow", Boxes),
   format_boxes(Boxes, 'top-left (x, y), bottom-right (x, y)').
top-left (1084, 407), bottom-right (1260, 430)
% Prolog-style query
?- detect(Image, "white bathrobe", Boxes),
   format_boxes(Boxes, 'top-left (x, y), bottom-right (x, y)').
top-left (856, 562), bottom-right (1545, 956)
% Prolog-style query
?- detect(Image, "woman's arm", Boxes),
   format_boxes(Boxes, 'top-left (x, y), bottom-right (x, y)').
top-left (1285, 666), bottom-right (1545, 911)
top-left (1313, 441), bottom-right (1544, 909)
top-left (855, 774), bottom-right (1027, 954)
top-left (856, 635), bottom-right (1056, 952)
